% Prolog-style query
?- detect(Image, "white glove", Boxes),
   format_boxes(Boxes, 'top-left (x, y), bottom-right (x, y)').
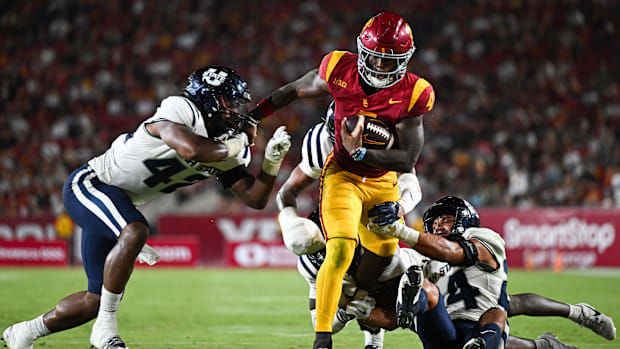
top-left (222, 132), bottom-right (249, 158)
top-left (397, 172), bottom-right (422, 215)
top-left (137, 243), bottom-right (160, 266)
top-left (278, 207), bottom-right (325, 255)
top-left (341, 274), bottom-right (357, 299)
top-left (367, 221), bottom-right (420, 247)
top-left (262, 126), bottom-right (291, 176)
top-left (345, 290), bottom-right (376, 320)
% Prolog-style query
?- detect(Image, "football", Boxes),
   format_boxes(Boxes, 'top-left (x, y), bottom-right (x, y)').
top-left (345, 114), bottom-right (394, 149)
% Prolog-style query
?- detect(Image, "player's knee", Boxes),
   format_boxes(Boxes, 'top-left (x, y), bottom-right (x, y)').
top-left (325, 238), bottom-right (356, 269)
top-left (480, 307), bottom-right (507, 332)
top-left (423, 280), bottom-right (439, 310)
top-left (120, 222), bottom-right (149, 249)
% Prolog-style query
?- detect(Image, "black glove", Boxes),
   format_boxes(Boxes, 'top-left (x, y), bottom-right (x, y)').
top-left (368, 201), bottom-right (400, 226)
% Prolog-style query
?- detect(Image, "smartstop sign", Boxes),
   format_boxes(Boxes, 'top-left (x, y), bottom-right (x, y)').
top-left (479, 208), bottom-right (619, 268)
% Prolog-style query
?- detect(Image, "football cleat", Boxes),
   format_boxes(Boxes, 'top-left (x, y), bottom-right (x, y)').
top-left (575, 303), bottom-right (616, 340)
top-left (463, 337), bottom-right (486, 349)
top-left (536, 333), bottom-right (578, 349)
top-left (396, 265), bottom-right (424, 331)
top-left (364, 346), bottom-right (381, 349)
top-left (2, 322), bottom-right (36, 349)
top-left (90, 319), bottom-right (129, 349)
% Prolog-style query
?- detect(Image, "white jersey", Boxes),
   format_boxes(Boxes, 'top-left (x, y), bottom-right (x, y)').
top-left (299, 121), bottom-right (333, 179)
top-left (88, 96), bottom-right (251, 206)
top-left (430, 228), bottom-right (508, 322)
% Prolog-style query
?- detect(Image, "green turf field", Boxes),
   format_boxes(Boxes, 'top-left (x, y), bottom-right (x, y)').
top-left (1, 267), bottom-right (618, 348)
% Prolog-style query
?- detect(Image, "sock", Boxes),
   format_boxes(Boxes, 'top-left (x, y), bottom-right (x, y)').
top-left (474, 323), bottom-right (502, 349)
top-left (567, 304), bottom-right (581, 322)
top-left (31, 315), bottom-right (51, 337)
top-left (364, 329), bottom-right (384, 347)
top-left (97, 287), bottom-right (123, 323)
top-left (313, 331), bottom-right (332, 349)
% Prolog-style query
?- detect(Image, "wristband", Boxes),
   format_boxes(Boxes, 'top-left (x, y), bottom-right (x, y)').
top-left (253, 97), bottom-right (275, 120)
top-left (262, 157), bottom-right (283, 176)
top-left (350, 147), bottom-right (367, 162)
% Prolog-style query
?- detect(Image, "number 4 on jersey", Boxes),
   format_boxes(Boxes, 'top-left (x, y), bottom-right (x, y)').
top-left (143, 158), bottom-right (207, 193)
top-left (446, 270), bottom-right (480, 309)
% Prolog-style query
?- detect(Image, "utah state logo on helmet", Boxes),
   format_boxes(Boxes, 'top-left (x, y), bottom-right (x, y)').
top-left (182, 65), bottom-right (257, 138)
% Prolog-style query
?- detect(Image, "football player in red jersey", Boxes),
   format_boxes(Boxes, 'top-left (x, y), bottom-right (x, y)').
top-left (250, 12), bottom-right (434, 348)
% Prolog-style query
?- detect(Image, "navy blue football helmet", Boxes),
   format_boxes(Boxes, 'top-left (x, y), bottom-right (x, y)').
top-left (182, 65), bottom-right (256, 138)
top-left (321, 100), bottom-right (336, 144)
top-left (422, 196), bottom-right (480, 236)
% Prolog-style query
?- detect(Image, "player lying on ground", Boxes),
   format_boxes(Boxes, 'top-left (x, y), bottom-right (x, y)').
top-left (298, 231), bottom-right (584, 349)
top-left (368, 196), bottom-right (616, 348)
top-left (279, 104), bottom-right (616, 348)
top-left (2, 65), bottom-right (292, 349)
top-left (252, 11), bottom-right (434, 349)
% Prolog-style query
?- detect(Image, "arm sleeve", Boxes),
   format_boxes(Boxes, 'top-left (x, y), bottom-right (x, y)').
top-left (465, 228), bottom-right (507, 265)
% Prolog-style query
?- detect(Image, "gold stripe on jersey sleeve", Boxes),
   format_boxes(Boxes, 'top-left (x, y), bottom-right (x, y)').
top-left (408, 78), bottom-right (430, 112)
top-left (325, 51), bottom-right (347, 83)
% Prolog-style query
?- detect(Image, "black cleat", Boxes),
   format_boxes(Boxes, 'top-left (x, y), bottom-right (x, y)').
top-left (396, 265), bottom-right (424, 331)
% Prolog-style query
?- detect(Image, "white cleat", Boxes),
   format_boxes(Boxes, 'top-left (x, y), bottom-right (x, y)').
top-left (2, 322), bottom-right (36, 349)
top-left (575, 303), bottom-right (616, 340)
top-left (90, 319), bottom-right (129, 349)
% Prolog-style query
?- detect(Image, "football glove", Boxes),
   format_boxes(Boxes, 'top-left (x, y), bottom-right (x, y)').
top-left (368, 201), bottom-right (400, 226)
top-left (367, 221), bottom-right (420, 247)
top-left (262, 126), bottom-right (291, 175)
top-left (345, 290), bottom-right (376, 320)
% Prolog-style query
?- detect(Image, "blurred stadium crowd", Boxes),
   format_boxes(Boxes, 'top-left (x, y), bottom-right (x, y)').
top-left (1, 0), bottom-right (619, 220)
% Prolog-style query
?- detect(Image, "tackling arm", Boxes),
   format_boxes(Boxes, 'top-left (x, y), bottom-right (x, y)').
top-left (276, 166), bottom-right (317, 210)
top-left (367, 222), bottom-right (498, 268)
top-left (146, 121), bottom-right (248, 162)
top-left (228, 171), bottom-right (277, 209)
top-left (251, 69), bottom-right (330, 120)
top-left (228, 126), bottom-right (292, 209)
top-left (277, 165), bottom-right (325, 255)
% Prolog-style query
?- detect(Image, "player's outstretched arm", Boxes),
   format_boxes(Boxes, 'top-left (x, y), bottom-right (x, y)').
top-left (276, 166), bottom-right (325, 255)
top-left (146, 121), bottom-right (248, 162)
top-left (277, 166), bottom-right (317, 210)
top-left (367, 221), bottom-right (498, 268)
top-left (250, 69), bottom-right (330, 120)
top-left (228, 126), bottom-right (291, 209)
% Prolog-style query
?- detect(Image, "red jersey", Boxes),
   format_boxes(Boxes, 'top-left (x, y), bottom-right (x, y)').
top-left (318, 51), bottom-right (435, 177)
